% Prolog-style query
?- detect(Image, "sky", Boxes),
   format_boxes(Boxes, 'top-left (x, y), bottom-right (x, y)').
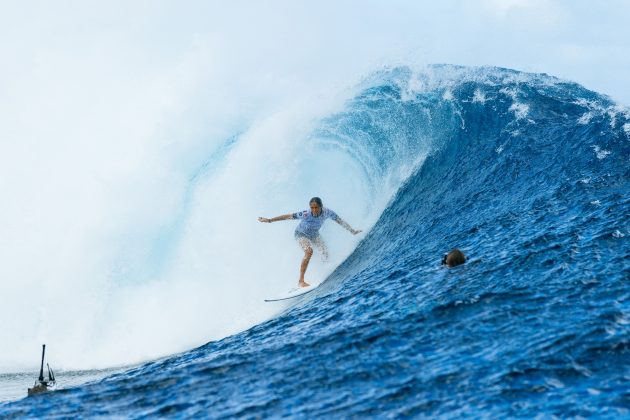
top-left (1, 1), bottom-right (629, 104)
top-left (0, 0), bottom-right (629, 372)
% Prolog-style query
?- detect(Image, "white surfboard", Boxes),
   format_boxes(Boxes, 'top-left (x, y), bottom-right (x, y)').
top-left (264, 283), bottom-right (319, 302)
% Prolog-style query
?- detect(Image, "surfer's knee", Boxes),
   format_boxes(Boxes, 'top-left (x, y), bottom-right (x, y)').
top-left (441, 248), bottom-right (466, 268)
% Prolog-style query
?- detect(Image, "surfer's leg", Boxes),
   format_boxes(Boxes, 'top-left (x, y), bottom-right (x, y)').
top-left (296, 236), bottom-right (312, 287)
top-left (312, 235), bottom-right (329, 261)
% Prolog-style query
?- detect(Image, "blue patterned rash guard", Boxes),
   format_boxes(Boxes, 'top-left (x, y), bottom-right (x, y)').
top-left (292, 208), bottom-right (339, 239)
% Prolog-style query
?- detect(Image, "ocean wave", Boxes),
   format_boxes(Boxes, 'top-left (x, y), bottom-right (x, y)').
top-left (2, 65), bottom-right (629, 418)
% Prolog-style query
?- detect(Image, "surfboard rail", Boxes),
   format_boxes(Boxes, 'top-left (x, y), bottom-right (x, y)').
top-left (264, 284), bottom-right (319, 302)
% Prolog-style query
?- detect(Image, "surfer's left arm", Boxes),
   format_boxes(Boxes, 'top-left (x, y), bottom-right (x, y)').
top-left (335, 217), bottom-right (362, 235)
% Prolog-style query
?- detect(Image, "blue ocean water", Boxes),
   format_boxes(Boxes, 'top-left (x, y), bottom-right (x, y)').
top-left (2, 65), bottom-right (629, 418)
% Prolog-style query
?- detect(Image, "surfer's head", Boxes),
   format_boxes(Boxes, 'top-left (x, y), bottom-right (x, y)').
top-left (441, 249), bottom-right (466, 268)
top-left (310, 197), bottom-right (323, 216)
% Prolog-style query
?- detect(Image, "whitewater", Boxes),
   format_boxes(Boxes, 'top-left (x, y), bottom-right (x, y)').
top-left (1, 63), bottom-right (628, 417)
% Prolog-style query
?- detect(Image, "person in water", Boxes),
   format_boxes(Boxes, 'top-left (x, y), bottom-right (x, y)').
top-left (441, 248), bottom-right (466, 268)
top-left (258, 197), bottom-right (362, 288)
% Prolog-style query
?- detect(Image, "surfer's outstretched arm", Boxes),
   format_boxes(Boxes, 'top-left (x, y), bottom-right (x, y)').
top-left (335, 217), bottom-right (362, 235)
top-left (258, 214), bottom-right (293, 223)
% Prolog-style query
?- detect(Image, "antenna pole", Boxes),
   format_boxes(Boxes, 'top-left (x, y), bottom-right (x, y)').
top-left (38, 344), bottom-right (46, 382)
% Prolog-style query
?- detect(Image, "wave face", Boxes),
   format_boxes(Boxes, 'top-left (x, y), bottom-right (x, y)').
top-left (2, 65), bottom-right (629, 417)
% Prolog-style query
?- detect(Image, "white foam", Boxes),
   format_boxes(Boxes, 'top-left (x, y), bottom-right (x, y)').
top-left (592, 145), bottom-right (611, 160)
top-left (472, 89), bottom-right (487, 104)
top-left (577, 112), bottom-right (593, 125)
top-left (0, 18), bottom-right (422, 372)
top-left (509, 102), bottom-right (530, 119)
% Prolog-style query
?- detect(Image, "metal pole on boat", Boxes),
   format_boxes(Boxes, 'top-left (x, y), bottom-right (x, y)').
top-left (38, 344), bottom-right (46, 382)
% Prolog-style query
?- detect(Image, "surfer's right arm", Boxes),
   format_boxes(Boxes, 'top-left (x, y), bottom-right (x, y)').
top-left (258, 214), bottom-right (294, 223)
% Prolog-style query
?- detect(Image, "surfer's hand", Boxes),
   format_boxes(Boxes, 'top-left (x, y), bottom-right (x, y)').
top-left (258, 217), bottom-right (271, 223)
top-left (352, 229), bottom-right (362, 235)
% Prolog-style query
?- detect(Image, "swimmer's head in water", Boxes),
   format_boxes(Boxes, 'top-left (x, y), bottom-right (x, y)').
top-left (441, 249), bottom-right (466, 267)
top-left (310, 197), bottom-right (323, 215)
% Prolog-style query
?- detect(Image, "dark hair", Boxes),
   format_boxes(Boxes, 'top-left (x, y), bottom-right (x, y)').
top-left (442, 249), bottom-right (466, 267)
top-left (310, 197), bottom-right (323, 208)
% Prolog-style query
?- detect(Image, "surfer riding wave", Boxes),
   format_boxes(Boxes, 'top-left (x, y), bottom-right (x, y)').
top-left (258, 197), bottom-right (362, 287)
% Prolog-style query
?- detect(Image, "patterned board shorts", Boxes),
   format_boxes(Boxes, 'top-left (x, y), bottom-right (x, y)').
top-left (294, 231), bottom-right (320, 243)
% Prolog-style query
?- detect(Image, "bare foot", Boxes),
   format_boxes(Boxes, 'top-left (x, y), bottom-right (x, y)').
top-left (298, 281), bottom-right (310, 288)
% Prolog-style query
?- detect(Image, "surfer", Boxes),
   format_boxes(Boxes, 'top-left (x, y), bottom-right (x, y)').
top-left (258, 197), bottom-right (362, 287)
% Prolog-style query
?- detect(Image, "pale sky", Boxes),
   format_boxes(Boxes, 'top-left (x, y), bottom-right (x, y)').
top-left (0, 0), bottom-right (629, 105)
